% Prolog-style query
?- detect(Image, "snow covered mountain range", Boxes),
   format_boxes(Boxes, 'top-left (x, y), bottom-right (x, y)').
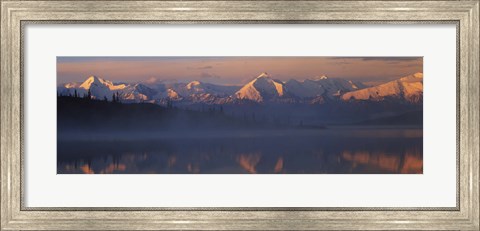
top-left (58, 72), bottom-right (423, 105)
top-left (341, 73), bottom-right (423, 103)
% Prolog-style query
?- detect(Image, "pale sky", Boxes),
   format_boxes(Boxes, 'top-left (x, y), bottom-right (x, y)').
top-left (57, 57), bottom-right (423, 85)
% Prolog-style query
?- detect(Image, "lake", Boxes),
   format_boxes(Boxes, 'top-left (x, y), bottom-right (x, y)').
top-left (57, 126), bottom-right (423, 174)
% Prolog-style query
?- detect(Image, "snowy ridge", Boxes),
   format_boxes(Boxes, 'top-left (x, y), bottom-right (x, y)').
top-left (284, 75), bottom-right (366, 99)
top-left (341, 73), bottom-right (423, 103)
top-left (79, 76), bottom-right (127, 91)
top-left (176, 81), bottom-right (238, 96)
top-left (58, 76), bottom-right (156, 102)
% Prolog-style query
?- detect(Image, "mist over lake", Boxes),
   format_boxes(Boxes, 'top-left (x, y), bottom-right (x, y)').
top-left (58, 127), bottom-right (422, 174)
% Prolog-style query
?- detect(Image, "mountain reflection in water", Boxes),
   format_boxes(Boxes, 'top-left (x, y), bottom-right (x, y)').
top-left (57, 127), bottom-right (423, 174)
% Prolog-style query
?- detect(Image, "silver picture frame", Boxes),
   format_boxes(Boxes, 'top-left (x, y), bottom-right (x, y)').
top-left (1, 1), bottom-right (478, 230)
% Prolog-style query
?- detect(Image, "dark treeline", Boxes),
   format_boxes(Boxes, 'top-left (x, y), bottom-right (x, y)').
top-left (181, 100), bottom-right (423, 126)
top-left (355, 110), bottom-right (423, 126)
top-left (57, 96), bottom-right (304, 132)
top-left (59, 89), bottom-right (121, 102)
top-left (58, 94), bottom-right (422, 134)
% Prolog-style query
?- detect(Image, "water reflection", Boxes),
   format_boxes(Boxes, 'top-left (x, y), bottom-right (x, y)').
top-left (237, 152), bottom-right (262, 174)
top-left (341, 148), bottom-right (422, 173)
top-left (57, 127), bottom-right (423, 174)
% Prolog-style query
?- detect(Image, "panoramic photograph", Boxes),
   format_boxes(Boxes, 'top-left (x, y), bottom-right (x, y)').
top-left (57, 56), bottom-right (423, 174)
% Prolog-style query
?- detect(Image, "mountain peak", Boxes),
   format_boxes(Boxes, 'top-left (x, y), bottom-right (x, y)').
top-left (189, 80), bottom-right (201, 85)
top-left (80, 75), bottom-right (103, 89)
top-left (399, 72), bottom-right (424, 82)
top-left (186, 80), bottom-right (202, 89)
top-left (256, 72), bottom-right (270, 78)
top-left (86, 75), bottom-right (100, 82)
top-left (312, 75), bottom-right (328, 80)
top-left (413, 72), bottom-right (423, 79)
top-left (79, 75), bottom-right (127, 91)
top-left (235, 73), bottom-right (285, 102)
